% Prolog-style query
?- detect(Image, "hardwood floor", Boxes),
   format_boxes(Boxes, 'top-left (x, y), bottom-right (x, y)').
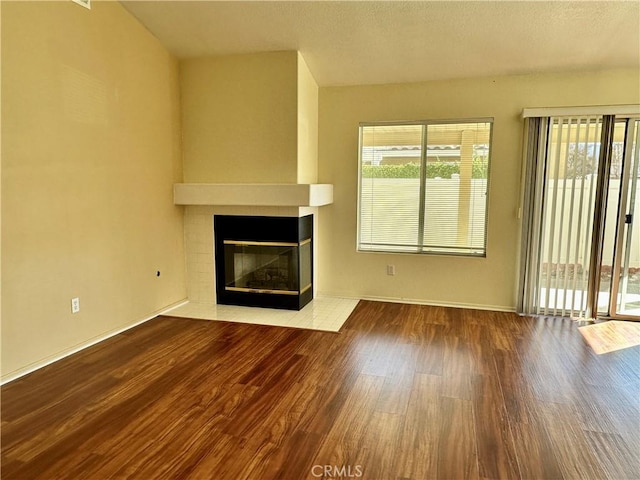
top-left (2, 301), bottom-right (639, 479)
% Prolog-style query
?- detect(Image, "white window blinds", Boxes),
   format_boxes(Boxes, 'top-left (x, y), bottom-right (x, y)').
top-left (358, 120), bottom-right (492, 256)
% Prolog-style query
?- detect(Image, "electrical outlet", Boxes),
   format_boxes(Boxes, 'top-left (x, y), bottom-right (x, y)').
top-left (71, 297), bottom-right (80, 314)
top-left (387, 265), bottom-right (396, 276)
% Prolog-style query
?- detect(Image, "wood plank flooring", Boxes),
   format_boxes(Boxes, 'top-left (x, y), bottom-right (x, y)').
top-left (2, 301), bottom-right (639, 479)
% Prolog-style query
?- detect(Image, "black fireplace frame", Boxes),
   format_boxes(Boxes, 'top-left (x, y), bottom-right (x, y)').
top-left (214, 215), bottom-right (313, 310)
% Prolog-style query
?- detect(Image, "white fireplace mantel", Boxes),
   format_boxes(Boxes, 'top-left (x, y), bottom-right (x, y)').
top-left (174, 183), bottom-right (333, 207)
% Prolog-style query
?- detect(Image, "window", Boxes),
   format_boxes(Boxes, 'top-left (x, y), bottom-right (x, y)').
top-left (357, 119), bottom-right (492, 256)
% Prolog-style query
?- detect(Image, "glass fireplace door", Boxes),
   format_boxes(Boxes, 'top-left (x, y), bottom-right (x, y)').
top-left (214, 214), bottom-right (314, 310)
top-left (224, 240), bottom-right (311, 295)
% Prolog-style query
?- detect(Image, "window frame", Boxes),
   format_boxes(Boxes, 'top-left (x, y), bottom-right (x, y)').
top-left (356, 117), bottom-right (494, 257)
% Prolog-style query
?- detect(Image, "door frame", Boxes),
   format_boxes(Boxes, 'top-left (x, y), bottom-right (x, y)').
top-left (607, 117), bottom-right (640, 320)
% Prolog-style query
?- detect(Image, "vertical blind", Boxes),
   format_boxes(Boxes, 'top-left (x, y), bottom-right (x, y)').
top-left (358, 120), bottom-right (492, 256)
top-left (519, 115), bottom-right (606, 317)
top-left (541, 116), bottom-right (603, 317)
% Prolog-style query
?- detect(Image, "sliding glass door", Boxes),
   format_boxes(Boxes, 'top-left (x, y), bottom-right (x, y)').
top-left (606, 119), bottom-right (640, 318)
top-left (519, 110), bottom-right (640, 320)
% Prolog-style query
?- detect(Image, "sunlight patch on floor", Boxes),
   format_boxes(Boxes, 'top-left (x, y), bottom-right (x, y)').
top-left (579, 320), bottom-right (640, 354)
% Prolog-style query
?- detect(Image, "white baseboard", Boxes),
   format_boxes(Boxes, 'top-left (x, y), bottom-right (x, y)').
top-left (317, 291), bottom-right (516, 313)
top-left (0, 299), bottom-right (189, 385)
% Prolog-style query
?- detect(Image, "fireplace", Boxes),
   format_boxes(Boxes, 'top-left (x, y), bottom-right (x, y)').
top-left (214, 215), bottom-right (313, 310)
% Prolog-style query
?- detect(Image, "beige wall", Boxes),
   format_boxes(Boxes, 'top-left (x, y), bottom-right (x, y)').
top-left (181, 51), bottom-right (300, 184)
top-left (2, 1), bottom-right (637, 379)
top-left (317, 69), bottom-right (640, 310)
top-left (1, 1), bottom-right (186, 379)
top-left (297, 52), bottom-right (319, 184)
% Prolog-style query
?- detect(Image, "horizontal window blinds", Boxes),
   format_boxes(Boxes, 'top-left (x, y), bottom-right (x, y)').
top-left (358, 120), bottom-right (492, 256)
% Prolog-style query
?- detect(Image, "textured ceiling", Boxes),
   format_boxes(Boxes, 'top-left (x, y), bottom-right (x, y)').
top-left (121, 1), bottom-right (640, 87)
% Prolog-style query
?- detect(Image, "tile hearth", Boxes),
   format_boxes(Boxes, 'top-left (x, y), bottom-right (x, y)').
top-left (164, 296), bottom-right (359, 332)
